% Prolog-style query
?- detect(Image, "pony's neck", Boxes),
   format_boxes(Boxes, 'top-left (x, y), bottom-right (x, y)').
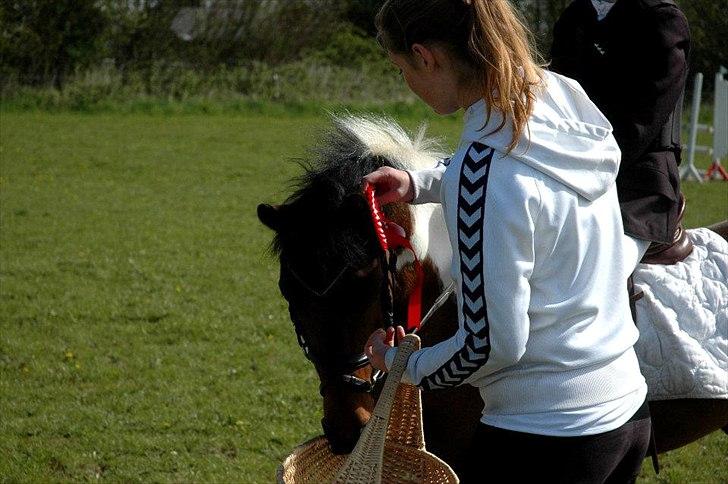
top-left (402, 203), bottom-right (452, 287)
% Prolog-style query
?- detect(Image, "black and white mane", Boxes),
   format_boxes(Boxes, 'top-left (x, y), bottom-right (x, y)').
top-left (270, 116), bottom-right (452, 286)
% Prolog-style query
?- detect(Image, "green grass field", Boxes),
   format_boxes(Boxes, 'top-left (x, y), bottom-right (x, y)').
top-left (1, 112), bottom-right (726, 482)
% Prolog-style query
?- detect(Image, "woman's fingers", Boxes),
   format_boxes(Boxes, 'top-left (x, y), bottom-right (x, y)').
top-left (362, 167), bottom-right (412, 205)
top-left (396, 325), bottom-right (406, 343)
top-left (362, 167), bottom-right (387, 185)
top-left (364, 328), bottom-right (387, 358)
top-left (385, 326), bottom-right (395, 345)
top-left (364, 329), bottom-right (387, 371)
top-left (362, 166), bottom-right (395, 186)
top-left (364, 326), bottom-right (408, 372)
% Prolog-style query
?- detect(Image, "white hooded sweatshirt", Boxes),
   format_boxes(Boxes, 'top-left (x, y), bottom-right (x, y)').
top-left (386, 70), bottom-right (647, 436)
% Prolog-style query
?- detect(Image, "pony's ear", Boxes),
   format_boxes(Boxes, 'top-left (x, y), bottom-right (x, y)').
top-left (339, 193), bottom-right (369, 216)
top-left (338, 193), bottom-right (373, 229)
top-left (257, 203), bottom-right (282, 231)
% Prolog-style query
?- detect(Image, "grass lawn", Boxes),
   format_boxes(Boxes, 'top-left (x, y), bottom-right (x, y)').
top-left (1, 111), bottom-right (726, 482)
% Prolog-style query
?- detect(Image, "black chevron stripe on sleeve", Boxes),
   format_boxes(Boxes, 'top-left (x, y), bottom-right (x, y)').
top-left (421, 142), bottom-right (494, 390)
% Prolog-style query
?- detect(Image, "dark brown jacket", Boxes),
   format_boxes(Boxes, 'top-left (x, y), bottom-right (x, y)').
top-left (550, 0), bottom-right (690, 243)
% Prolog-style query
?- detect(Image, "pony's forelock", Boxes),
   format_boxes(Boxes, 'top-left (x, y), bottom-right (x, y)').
top-left (333, 115), bottom-right (446, 171)
top-left (271, 115), bottom-right (445, 270)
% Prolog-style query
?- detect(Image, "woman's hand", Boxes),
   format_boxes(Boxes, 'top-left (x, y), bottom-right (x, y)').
top-left (362, 167), bottom-right (414, 205)
top-left (364, 325), bottom-right (406, 372)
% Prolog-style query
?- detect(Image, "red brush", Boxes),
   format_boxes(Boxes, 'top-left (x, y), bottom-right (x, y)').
top-left (364, 183), bottom-right (389, 252)
top-left (362, 182), bottom-right (423, 332)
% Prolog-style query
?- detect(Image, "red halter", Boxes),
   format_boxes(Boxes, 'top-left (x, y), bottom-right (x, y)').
top-left (363, 183), bottom-right (424, 331)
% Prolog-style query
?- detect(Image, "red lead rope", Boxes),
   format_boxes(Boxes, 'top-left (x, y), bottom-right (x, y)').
top-left (364, 183), bottom-right (424, 331)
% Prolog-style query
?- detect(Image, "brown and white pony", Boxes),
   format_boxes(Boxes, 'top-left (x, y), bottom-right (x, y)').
top-left (258, 116), bottom-right (728, 476)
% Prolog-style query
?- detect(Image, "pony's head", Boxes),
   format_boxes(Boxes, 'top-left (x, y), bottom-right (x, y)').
top-left (258, 115), bottom-right (444, 453)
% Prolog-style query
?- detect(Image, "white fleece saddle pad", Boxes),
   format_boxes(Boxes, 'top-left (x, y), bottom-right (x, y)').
top-left (633, 228), bottom-right (728, 401)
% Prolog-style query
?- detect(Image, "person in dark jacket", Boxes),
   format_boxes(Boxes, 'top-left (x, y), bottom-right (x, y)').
top-left (550, 0), bottom-right (690, 248)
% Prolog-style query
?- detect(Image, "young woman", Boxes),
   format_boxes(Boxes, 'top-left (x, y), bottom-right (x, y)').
top-left (363, 0), bottom-right (651, 482)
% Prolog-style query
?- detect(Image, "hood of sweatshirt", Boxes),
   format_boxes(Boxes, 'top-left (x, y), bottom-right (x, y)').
top-left (461, 70), bottom-right (620, 201)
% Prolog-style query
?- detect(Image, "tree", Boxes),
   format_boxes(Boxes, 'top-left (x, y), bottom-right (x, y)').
top-left (680, 0), bottom-right (728, 90)
top-left (0, 0), bottom-right (107, 88)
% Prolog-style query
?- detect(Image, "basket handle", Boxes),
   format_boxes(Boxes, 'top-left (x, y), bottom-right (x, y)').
top-left (333, 334), bottom-right (421, 484)
top-left (373, 334), bottom-right (420, 418)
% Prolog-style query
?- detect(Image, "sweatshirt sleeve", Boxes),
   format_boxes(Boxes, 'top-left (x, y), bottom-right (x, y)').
top-left (389, 144), bottom-right (540, 390)
top-left (609, 4), bottom-right (689, 166)
top-left (549, 1), bottom-right (587, 78)
top-left (406, 158), bottom-right (448, 204)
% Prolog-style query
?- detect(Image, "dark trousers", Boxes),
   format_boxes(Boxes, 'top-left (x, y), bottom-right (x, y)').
top-left (461, 400), bottom-right (652, 484)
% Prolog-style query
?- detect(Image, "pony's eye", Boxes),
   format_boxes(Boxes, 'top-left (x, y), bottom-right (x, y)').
top-left (353, 258), bottom-right (380, 278)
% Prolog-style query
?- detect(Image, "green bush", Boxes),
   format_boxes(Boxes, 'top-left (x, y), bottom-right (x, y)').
top-left (0, 0), bottom-right (107, 88)
top-left (306, 25), bottom-right (385, 68)
top-left (0, 59), bottom-right (415, 113)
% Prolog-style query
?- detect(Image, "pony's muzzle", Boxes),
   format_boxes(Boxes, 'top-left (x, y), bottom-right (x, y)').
top-left (321, 417), bottom-right (363, 454)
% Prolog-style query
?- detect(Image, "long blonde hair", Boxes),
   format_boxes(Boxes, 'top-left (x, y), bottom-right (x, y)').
top-left (376, 0), bottom-right (542, 152)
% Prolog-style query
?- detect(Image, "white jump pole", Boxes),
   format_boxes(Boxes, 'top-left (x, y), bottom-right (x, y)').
top-left (681, 72), bottom-right (704, 182)
top-left (704, 66), bottom-right (728, 181)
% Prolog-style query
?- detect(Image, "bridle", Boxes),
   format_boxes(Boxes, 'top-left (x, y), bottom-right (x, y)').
top-left (282, 184), bottom-right (425, 395)
top-left (282, 257), bottom-right (388, 395)
top-left (287, 263), bottom-right (351, 298)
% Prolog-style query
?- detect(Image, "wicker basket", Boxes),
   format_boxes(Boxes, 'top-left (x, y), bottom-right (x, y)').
top-left (277, 334), bottom-right (459, 484)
